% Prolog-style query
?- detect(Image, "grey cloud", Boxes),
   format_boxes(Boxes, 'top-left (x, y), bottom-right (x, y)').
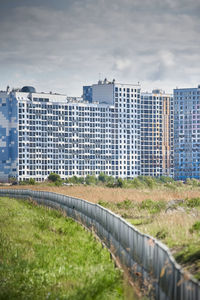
top-left (0, 0), bottom-right (199, 94)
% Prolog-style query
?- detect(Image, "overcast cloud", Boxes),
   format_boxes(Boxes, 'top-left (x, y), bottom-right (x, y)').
top-left (0, 0), bottom-right (199, 95)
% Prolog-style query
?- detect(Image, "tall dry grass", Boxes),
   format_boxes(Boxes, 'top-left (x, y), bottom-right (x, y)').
top-left (2, 184), bottom-right (200, 203)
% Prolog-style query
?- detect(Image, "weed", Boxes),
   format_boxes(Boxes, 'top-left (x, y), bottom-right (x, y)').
top-left (189, 221), bottom-right (200, 234)
top-left (164, 183), bottom-right (176, 190)
top-left (175, 245), bottom-right (200, 264)
top-left (36, 216), bottom-right (50, 231)
top-left (185, 197), bottom-right (200, 208)
top-left (140, 199), bottom-right (166, 214)
top-left (98, 200), bottom-right (110, 208)
top-left (116, 199), bottom-right (134, 209)
top-left (156, 229), bottom-right (168, 240)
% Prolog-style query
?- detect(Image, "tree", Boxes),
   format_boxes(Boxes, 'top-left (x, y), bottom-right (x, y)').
top-left (98, 173), bottom-right (107, 183)
top-left (29, 178), bottom-right (36, 185)
top-left (116, 178), bottom-right (123, 188)
top-left (48, 173), bottom-right (61, 182)
top-left (85, 175), bottom-right (96, 185)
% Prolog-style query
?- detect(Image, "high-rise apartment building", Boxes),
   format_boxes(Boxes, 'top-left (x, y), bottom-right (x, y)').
top-left (174, 85), bottom-right (200, 180)
top-left (0, 87), bottom-right (18, 182)
top-left (0, 80), bottom-right (141, 182)
top-left (141, 90), bottom-right (173, 177)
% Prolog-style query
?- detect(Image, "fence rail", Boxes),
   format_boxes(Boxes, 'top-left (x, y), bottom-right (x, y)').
top-left (0, 189), bottom-right (199, 300)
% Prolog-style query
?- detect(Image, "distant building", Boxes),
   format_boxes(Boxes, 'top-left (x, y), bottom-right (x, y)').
top-left (0, 89), bottom-right (18, 182)
top-left (174, 85), bottom-right (200, 180)
top-left (0, 80), bottom-right (141, 182)
top-left (83, 86), bottom-right (92, 103)
top-left (141, 90), bottom-right (174, 177)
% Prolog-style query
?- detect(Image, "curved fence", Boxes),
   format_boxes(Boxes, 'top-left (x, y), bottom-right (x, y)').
top-left (0, 189), bottom-right (199, 300)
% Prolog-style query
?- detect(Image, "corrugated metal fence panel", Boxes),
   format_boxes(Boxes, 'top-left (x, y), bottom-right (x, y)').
top-left (0, 189), bottom-right (199, 300)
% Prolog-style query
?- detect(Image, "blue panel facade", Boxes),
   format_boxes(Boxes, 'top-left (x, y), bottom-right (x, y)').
top-left (83, 86), bottom-right (93, 102)
top-left (174, 86), bottom-right (200, 180)
top-left (0, 93), bottom-right (18, 182)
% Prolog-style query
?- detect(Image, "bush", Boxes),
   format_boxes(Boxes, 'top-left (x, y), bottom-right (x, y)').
top-left (189, 221), bottom-right (200, 234)
top-left (8, 177), bottom-right (18, 185)
top-left (186, 178), bottom-right (200, 187)
top-left (85, 175), bottom-right (97, 185)
top-left (105, 176), bottom-right (115, 187)
top-left (140, 199), bottom-right (166, 214)
top-left (116, 178), bottom-right (124, 188)
top-left (156, 229), bottom-right (168, 240)
top-left (54, 180), bottom-right (62, 186)
top-left (159, 176), bottom-right (174, 184)
top-left (19, 180), bottom-right (29, 185)
top-left (98, 173), bottom-right (107, 183)
top-left (67, 176), bottom-right (84, 185)
top-left (144, 177), bottom-right (156, 189)
top-left (116, 199), bottom-right (133, 209)
top-left (48, 173), bottom-right (61, 182)
top-left (29, 178), bottom-right (36, 185)
top-left (185, 197), bottom-right (200, 208)
top-left (131, 178), bottom-right (143, 188)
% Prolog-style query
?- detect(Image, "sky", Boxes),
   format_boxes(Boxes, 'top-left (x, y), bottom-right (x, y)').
top-left (0, 0), bottom-right (200, 96)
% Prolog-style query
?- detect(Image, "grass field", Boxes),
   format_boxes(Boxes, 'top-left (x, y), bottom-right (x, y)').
top-left (0, 196), bottom-right (140, 300)
top-left (1, 182), bottom-right (200, 281)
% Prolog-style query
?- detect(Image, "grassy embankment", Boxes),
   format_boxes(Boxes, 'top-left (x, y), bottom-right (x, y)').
top-left (1, 177), bottom-right (200, 280)
top-left (0, 196), bottom-right (138, 300)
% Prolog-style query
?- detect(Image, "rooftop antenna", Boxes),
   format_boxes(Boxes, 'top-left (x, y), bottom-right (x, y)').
top-left (98, 73), bottom-right (103, 84)
top-left (6, 85), bottom-right (10, 93)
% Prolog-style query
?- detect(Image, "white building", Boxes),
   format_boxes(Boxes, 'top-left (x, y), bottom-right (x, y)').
top-left (0, 81), bottom-right (141, 182)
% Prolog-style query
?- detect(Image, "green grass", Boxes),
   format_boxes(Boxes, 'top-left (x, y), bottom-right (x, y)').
top-left (0, 197), bottom-right (134, 300)
top-left (97, 197), bottom-right (200, 280)
top-left (175, 244), bottom-right (200, 280)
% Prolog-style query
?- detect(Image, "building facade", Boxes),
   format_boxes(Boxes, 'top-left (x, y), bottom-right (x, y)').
top-left (0, 81), bottom-right (141, 182)
top-left (0, 88), bottom-right (18, 182)
top-left (174, 85), bottom-right (200, 180)
top-left (83, 86), bottom-right (92, 103)
top-left (141, 90), bottom-right (173, 177)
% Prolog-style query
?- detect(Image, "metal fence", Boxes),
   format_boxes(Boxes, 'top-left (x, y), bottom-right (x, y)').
top-left (0, 189), bottom-right (199, 300)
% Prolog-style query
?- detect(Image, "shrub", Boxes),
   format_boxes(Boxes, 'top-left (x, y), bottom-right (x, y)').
top-left (186, 178), bottom-right (200, 187)
top-left (140, 199), bottom-right (166, 214)
top-left (48, 173), bottom-right (61, 182)
top-left (175, 245), bottom-right (200, 265)
top-left (54, 180), bottom-right (62, 186)
top-left (98, 200), bottom-right (110, 208)
top-left (185, 197), bottom-right (200, 208)
top-left (144, 177), bottom-right (156, 189)
top-left (131, 178), bottom-right (143, 188)
top-left (19, 180), bottom-right (29, 185)
top-left (156, 229), bottom-right (168, 240)
top-left (159, 176), bottom-right (174, 184)
top-left (164, 182), bottom-right (176, 190)
top-left (29, 178), bottom-right (36, 185)
top-left (116, 178), bottom-right (124, 188)
top-left (67, 176), bottom-right (85, 185)
top-left (98, 173), bottom-right (107, 183)
top-left (116, 199), bottom-right (133, 209)
top-left (85, 175), bottom-right (97, 185)
top-left (8, 177), bottom-right (18, 185)
top-left (105, 176), bottom-right (115, 187)
top-left (189, 221), bottom-right (200, 234)
top-left (136, 176), bottom-right (157, 188)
